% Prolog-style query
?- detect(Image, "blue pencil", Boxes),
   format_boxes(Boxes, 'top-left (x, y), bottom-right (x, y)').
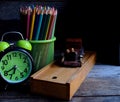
top-left (35, 9), bottom-right (43, 40)
top-left (38, 7), bottom-right (48, 40)
top-left (42, 8), bottom-right (51, 40)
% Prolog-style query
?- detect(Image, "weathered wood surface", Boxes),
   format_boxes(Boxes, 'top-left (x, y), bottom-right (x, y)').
top-left (1, 64), bottom-right (120, 102)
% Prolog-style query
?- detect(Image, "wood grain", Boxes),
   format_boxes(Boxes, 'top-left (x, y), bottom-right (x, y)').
top-left (30, 51), bottom-right (96, 100)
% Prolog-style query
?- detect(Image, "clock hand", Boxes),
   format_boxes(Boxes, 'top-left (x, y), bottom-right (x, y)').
top-left (16, 68), bottom-right (22, 73)
top-left (4, 67), bottom-right (15, 76)
top-left (12, 65), bottom-right (18, 74)
top-left (12, 67), bottom-right (16, 74)
top-left (6, 65), bottom-right (17, 74)
top-left (6, 67), bottom-right (15, 73)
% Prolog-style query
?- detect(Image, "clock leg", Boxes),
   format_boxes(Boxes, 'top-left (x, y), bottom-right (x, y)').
top-left (4, 83), bottom-right (9, 90)
top-left (0, 78), bottom-right (9, 91)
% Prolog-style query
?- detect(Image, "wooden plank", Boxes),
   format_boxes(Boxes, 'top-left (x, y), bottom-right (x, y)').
top-left (30, 51), bottom-right (96, 100)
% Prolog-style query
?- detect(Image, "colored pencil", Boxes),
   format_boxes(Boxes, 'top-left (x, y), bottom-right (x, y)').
top-left (51, 9), bottom-right (58, 39)
top-left (45, 8), bottom-right (53, 40)
top-left (35, 9), bottom-right (44, 40)
top-left (29, 7), bottom-right (36, 40)
top-left (20, 5), bottom-right (58, 40)
top-left (26, 6), bottom-right (32, 40)
top-left (38, 7), bottom-right (48, 40)
top-left (32, 10), bottom-right (39, 40)
top-left (42, 7), bottom-right (52, 40)
top-left (47, 8), bottom-right (57, 39)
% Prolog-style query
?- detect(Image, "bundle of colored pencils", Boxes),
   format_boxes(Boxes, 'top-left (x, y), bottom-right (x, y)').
top-left (20, 5), bottom-right (58, 40)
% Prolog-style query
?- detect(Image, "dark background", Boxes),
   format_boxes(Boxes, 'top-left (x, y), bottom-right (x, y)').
top-left (63, 1), bottom-right (120, 65)
top-left (0, 0), bottom-right (120, 65)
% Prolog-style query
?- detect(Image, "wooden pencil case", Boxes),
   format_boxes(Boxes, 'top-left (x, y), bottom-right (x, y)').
top-left (30, 51), bottom-right (96, 100)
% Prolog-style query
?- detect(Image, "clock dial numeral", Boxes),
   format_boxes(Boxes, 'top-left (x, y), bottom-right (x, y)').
top-left (2, 60), bottom-right (8, 65)
top-left (6, 52), bottom-right (17, 60)
top-left (12, 52), bottom-right (17, 57)
top-left (24, 68), bottom-right (28, 73)
top-left (4, 71), bottom-right (12, 79)
top-left (19, 53), bottom-right (22, 59)
top-left (1, 66), bottom-right (5, 70)
top-left (4, 71), bottom-right (13, 80)
top-left (5, 52), bottom-right (26, 60)
top-left (9, 74), bottom-right (13, 80)
top-left (15, 76), bottom-right (18, 81)
top-left (23, 57), bottom-right (27, 63)
top-left (7, 55), bottom-right (12, 60)
top-left (4, 71), bottom-right (8, 76)
top-left (20, 72), bottom-right (24, 78)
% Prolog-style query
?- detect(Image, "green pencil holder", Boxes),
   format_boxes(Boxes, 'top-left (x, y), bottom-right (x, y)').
top-left (29, 37), bottom-right (56, 72)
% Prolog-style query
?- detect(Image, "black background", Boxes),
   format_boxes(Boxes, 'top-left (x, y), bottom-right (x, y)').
top-left (0, 1), bottom-right (120, 65)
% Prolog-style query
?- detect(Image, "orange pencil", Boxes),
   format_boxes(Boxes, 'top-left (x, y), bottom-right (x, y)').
top-left (45, 8), bottom-right (53, 40)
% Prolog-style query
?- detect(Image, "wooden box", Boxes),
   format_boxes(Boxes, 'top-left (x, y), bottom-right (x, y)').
top-left (30, 51), bottom-right (96, 100)
top-left (65, 38), bottom-right (82, 49)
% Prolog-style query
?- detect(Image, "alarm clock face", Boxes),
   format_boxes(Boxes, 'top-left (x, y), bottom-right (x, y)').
top-left (0, 50), bottom-right (33, 84)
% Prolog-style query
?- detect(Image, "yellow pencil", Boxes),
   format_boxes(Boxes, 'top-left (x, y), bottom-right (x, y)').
top-left (29, 7), bottom-right (36, 40)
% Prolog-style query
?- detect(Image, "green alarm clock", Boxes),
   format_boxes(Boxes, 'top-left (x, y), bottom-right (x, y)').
top-left (0, 31), bottom-right (33, 84)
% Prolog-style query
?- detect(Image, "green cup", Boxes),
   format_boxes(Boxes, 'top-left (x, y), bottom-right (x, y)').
top-left (29, 37), bottom-right (56, 72)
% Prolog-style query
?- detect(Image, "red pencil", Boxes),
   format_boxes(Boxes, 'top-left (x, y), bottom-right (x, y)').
top-left (47, 8), bottom-right (57, 39)
top-left (26, 6), bottom-right (32, 40)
